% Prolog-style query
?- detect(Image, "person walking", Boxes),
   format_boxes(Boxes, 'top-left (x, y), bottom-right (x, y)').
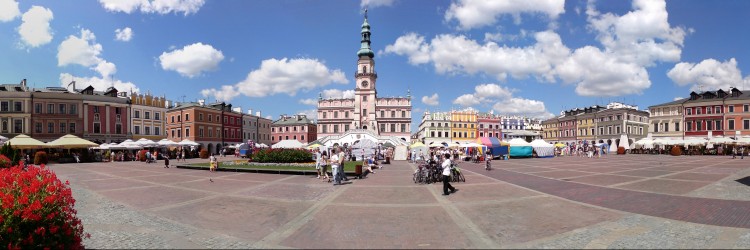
top-left (320, 151), bottom-right (330, 182)
top-left (209, 154), bottom-right (217, 182)
top-left (441, 153), bottom-right (457, 196)
top-left (181, 150), bottom-right (186, 162)
top-left (338, 148), bottom-right (349, 182)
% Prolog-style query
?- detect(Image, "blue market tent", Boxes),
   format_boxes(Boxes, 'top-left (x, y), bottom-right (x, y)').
top-left (476, 137), bottom-right (509, 157)
top-left (508, 138), bottom-right (533, 158)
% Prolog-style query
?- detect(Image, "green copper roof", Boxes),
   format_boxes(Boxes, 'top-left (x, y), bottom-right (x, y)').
top-left (357, 15), bottom-right (374, 58)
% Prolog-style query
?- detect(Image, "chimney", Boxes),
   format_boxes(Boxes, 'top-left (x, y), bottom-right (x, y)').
top-left (198, 99), bottom-right (205, 106)
top-left (21, 79), bottom-right (27, 88)
top-left (247, 109), bottom-right (253, 115)
top-left (232, 106), bottom-right (242, 113)
top-left (256, 111), bottom-right (261, 117)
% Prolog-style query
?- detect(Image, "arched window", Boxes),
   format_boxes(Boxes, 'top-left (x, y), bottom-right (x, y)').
top-left (363, 66), bottom-right (367, 73)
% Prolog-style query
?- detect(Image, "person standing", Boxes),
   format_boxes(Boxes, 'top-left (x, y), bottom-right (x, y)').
top-left (330, 148), bottom-right (341, 185)
top-left (320, 151), bottom-right (330, 182)
top-left (163, 153), bottom-right (170, 168)
top-left (338, 148), bottom-right (349, 182)
top-left (209, 154), bottom-right (217, 182)
top-left (315, 150), bottom-right (322, 179)
top-left (441, 153), bottom-right (457, 196)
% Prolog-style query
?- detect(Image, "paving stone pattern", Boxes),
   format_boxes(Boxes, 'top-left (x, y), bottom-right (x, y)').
top-left (49, 155), bottom-right (750, 248)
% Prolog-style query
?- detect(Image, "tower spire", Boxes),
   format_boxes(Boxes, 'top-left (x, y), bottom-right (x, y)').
top-left (357, 9), bottom-right (374, 58)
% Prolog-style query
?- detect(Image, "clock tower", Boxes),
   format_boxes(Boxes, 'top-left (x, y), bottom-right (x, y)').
top-left (353, 10), bottom-right (378, 134)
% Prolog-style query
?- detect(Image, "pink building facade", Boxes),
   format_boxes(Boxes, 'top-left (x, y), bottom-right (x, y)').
top-left (317, 13), bottom-right (411, 142)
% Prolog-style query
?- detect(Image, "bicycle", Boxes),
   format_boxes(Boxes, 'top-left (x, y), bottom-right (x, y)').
top-left (451, 162), bottom-right (466, 183)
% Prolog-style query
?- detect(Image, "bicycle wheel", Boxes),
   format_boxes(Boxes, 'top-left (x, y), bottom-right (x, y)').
top-left (459, 172), bottom-right (466, 182)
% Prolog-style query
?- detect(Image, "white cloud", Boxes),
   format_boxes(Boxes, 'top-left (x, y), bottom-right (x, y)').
top-left (421, 93), bottom-right (439, 106)
top-left (57, 28), bottom-right (117, 78)
top-left (492, 98), bottom-right (554, 119)
top-left (322, 89), bottom-right (355, 99)
top-left (445, 0), bottom-right (565, 30)
top-left (452, 83), bottom-right (514, 107)
top-left (265, 115), bottom-right (273, 120)
top-left (453, 94), bottom-right (481, 107)
top-left (385, 0), bottom-right (687, 98)
top-left (99, 0), bottom-right (205, 15)
top-left (201, 58), bottom-right (348, 102)
top-left (0, 0), bottom-right (20, 22)
top-left (115, 27), bottom-right (133, 42)
top-left (673, 97), bottom-right (683, 101)
top-left (18, 6), bottom-right (53, 48)
top-left (59, 73), bottom-right (139, 94)
top-left (587, 0), bottom-right (687, 66)
top-left (360, 0), bottom-right (394, 8)
top-left (159, 42), bottom-right (224, 78)
top-left (667, 58), bottom-right (743, 92)
top-left (384, 31), bottom-right (569, 82)
top-left (298, 109), bottom-right (318, 121)
top-left (556, 46), bottom-right (651, 96)
top-left (299, 98), bottom-right (318, 106)
top-left (199, 85), bottom-right (239, 102)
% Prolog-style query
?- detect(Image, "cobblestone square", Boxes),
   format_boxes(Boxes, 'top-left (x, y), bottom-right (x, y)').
top-left (47, 155), bottom-right (750, 248)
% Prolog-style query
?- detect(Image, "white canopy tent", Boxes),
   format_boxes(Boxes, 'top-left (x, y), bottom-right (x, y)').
top-left (272, 139), bottom-right (304, 149)
top-left (683, 138), bottom-right (708, 146)
top-left (530, 139), bottom-right (555, 157)
top-left (633, 138), bottom-right (655, 149)
top-left (618, 134), bottom-right (631, 150)
top-left (736, 136), bottom-right (750, 145)
top-left (118, 139), bottom-right (143, 150)
top-left (708, 136), bottom-right (735, 145)
top-left (177, 139), bottom-right (199, 146)
top-left (157, 139), bottom-right (179, 147)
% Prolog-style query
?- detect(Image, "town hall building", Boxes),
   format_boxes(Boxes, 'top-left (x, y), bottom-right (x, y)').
top-left (316, 11), bottom-right (412, 147)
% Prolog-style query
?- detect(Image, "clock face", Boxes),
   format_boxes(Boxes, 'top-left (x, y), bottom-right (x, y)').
top-left (361, 81), bottom-right (369, 88)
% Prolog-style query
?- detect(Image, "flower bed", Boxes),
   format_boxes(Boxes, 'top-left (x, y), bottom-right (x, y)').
top-left (222, 161), bottom-right (315, 167)
top-left (252, 148), bottom-right (312, 163)
top-left (0, 164), bottom-right (89, 249)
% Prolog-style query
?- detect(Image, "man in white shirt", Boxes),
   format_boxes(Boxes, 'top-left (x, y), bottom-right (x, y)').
top-left (441, 153), bottom-right (457, 196)
top-left (330, 148), bottom-right (342, 185)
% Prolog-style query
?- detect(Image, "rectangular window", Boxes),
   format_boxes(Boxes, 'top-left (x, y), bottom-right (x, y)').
top-left (0, 101), bottom-right (8, 112)
top-left (177, 129), bottom-right (182, 138)
top-left (115, 107), bottom-right (121, 114)
top-left (729, 119), bottom-right (735, 130)
top-left (154, 127), bottom-right (160, 135)
top-left (707, 107), bottom-right (712, 114)
top-left (47, 104), bottom-right (54, 114)
top-left (93, 106), bottom-right (99, 113)
top-left (13, 120), bottom-right (21, 133)
top-left (155, 112), bottom-right (160, 120)
top-left (607, 126), bottom-right (612, 134)
top-left (401, 124), bottom-right (406, 132)
top-left (134, 110), bottom-right (140, 118)
top-left (745, 105), bottom-right (749, 112)
top-left (69, 123), bottom-right (75, 133)
top-left (69, 104), bottom-right (77, 115)
top-left (363, 96), bottom-right (368, 101)
top-left (729, 106), bottom-right (734, 112)
top-left (686, 108), bottom-right (692, 115)
top-left (380, 124), bottom-right (385, 132)
top-left (402, 111), bottom-right (406, 117)
top-left (675, 122), bottom-right (680, 132)
top-left (390, 124), bottom-right (395, 132)
top-left (716, 120), bottom-right (722, 131)
top-left (363, 109), bottom-right (367, 115)
top-left (145, 126), bottom-right (151, 135)
top-left (35, 103), bottom-right (41, 113)
top-left (35, 123), bottom-right (42, 133)
top-left (145, 112), bottom-right (150, 119)
top-left (58, 104), bottom-right (66, 114)
top-left (380, 110), bottom-right (384, 118)
top-left (697, 108), bottom-right (702, 115)
top-left (333, 125), bottom-right (339, 133)
top-left (135, 126), bottom-right (141, 135)
top-left (58, 122), bottom-right (65, 134)
top-left (322, 112), bottom-right (327, 119)
top-left (116, 114), bottom-right (121, 123)
top-left (391, 111), bottom-right (396, 117)
top-left (334, 111), bottom-right (338, 118)
top-left (116, 124), bottom-right (122, 134)
top-left (208, 129), bottom-right (212, 137)
top-left (185, 128), bottom-right (190, 137)
top-left (199, 128), bottom-right (204, 137)
top-left (686, 121), bottom-right (692, 131)
top-left (345, 112), bottom-right (349, 118)
top-left (744, 120), bottom-right (750, 130)
top-left (47, 122), bottom-right (54, 133)
top-left (716, 106), bottom-right (721, 114)
top-left (14, 102), bottom-right (22, 112)
top-left (696, 121), bottom-right (702, 131)
top-left (707, 121), bottom-right (713, 130)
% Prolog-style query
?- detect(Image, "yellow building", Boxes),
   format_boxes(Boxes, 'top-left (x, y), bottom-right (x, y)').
top-left (541, 118), bottom-right (559, 142)
top-left (450, 109), bottom-right (477, 143)
top-left (130, 92), bottom-right (167, 141)
top-left (576, 115), bottom-right (597, 143)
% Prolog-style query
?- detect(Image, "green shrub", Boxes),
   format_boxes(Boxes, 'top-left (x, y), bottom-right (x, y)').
top-left (0, 142), bottom-right (20, 166)
top-left (34, 151), bottom-right (48, 165)
top-left (0, 155), bottom-right (12, 168)
top-left (252, 149), bottom-right (313, 163)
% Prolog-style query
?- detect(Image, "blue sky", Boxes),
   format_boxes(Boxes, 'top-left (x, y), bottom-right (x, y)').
top-left (1, 0), bottom-right (750, 133)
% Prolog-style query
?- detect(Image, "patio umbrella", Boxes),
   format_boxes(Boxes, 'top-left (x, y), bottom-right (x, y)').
top-left (554, 143), bottom-right (566, 148)
top-left (708, 136), bottom-right (735, 145)
top-left (46, 134), bottom-right (98, 149)
top-left (4, 134), bottom-right (47, 149)
top-left (135, 138), bottom-right (158, 147)
top-left (178, 139), bottom-right (199, 146)
top-left (118, 139), bottom-right (143, 149)
top-left (157, 139), bottom-right (178, 147)
top-left (307, 143), bottom-right (322, 150)
top-left (107, 143), bottom-right (126, 150)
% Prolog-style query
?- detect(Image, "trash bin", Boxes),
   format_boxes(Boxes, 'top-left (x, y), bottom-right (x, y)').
top-left (355, 164), bottom-right (363, 176)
